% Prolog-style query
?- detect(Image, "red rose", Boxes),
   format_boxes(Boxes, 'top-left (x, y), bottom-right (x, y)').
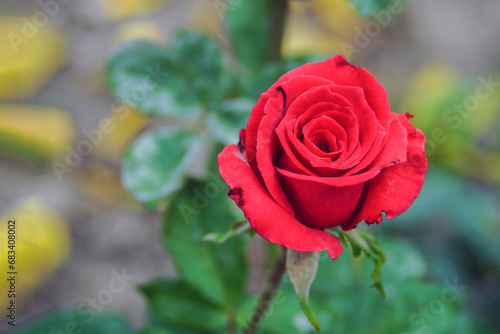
top-left (218, 55), bottom-right (427, 260)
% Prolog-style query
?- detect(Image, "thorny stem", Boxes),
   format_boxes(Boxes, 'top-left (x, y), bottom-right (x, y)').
top-left (243, 247), bottom-right (287, 334)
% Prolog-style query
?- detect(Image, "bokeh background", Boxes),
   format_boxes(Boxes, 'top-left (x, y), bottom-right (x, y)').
top-left (0, 0), bottom-right (499, 333)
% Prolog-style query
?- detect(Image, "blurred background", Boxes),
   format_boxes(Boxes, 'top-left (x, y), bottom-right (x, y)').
top-left (0, 0), bottom-right (499, 333)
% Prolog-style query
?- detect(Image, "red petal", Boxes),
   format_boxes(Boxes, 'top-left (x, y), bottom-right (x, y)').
top-left (275, 84), bottom-right (385, 176)
top-left (277, 100), bottom-right (355, 177)
top-left (251, 76), bottom-right (338, 213)
top-left (343, 113), bottom-right (428, 229)
top-left (276, 171), bottom-right (364, 229)
top-left (272, 55), bottom-right (391, 131)
top-left (275, 166), bottom-right (379, 187)
top-left (274, 166), bottom-right (379, 229)
top-left (273, 75), bottom-right (335, 110)
top-left (256, 91), bottom-right (294, 214)
top-left (364, 112), bottom-right (408, 172)
top-left (245, 92), bottom-right (272, 174)
top-left (218, 144), bottom-right (344, 259)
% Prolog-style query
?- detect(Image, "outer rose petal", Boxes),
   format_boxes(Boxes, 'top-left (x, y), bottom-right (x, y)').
top-left (363, 113), bottom-right (408, 172)
top-left (256, 91), bottom-right (295, 214)
top-left (342, 113), bottom-right (428, 230)
top-left (271, 55), bottom-right (391, 131)
top-left (276, 172), bottom-right (364, 229)
top-left (245, 92), bottom-right (271, 173)
top-left (218, 144), bottom-right (344, 260)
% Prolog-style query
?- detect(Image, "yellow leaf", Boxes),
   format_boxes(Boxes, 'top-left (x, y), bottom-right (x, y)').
top-left (94, 105), bottom-right (150, 160)
top-left (0, 198), bottom-right (71, 307)
top-left (283, 0), bottom-right (362, 58)
top-left (100, 0), bottom-right (171, 20)
top-left (185, 0), bottom-right (227, 45)
top-left (310, 0), bottom-right (362, 39)
top-left (0, 104), bottom-right (74, 160)
top-left (283, 15), bottom-right (341, 57)
top-left (114, 21), bottom-right (166, 45)
top-left (0, 17), bottom-right (66, 101)
top-left (78, 163), bottom-right (143, 210)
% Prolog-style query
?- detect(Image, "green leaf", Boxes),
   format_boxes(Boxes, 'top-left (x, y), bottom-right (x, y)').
top-left (163, 178), bottom-right (248, 309)
top-left (135, 325), bottom-right (173, 334)
top-left (106, 31), bottom-right (234, 118)
top-left (347, 0), bottom-right (393, 16)
top-left (335, 228), bottom-right (387, 298)
top-left (286, 249), bottom-right (321, 331)
top-left (11, 308), bottom-right (132, 334)
top-left (225, 0), bottom-right (272, 70)
top-left (202, 220), bottom-right (252, 244)
top-left (139, 279), bottom-right (226, 331)
top-left (122, 129), bottom-right (202, 210)
top-left (207, 98), bottom-right (254, 145)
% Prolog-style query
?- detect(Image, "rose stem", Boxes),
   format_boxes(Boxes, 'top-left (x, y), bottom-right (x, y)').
top-left (269, 0), bottom-right (289, 62)
top-left (243, 246), bottom-right (287, 334)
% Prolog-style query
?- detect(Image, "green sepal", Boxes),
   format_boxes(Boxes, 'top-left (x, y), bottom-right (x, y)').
top-left (299, 296), bottom-right (320, 332)
top-left (286, 249), bottom-right (321, 331)
top-left (335, 228), bottom-right (387, 298)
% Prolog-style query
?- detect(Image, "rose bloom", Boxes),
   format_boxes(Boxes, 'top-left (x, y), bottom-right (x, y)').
top-left (218, 55), bottom-right (427, 260)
